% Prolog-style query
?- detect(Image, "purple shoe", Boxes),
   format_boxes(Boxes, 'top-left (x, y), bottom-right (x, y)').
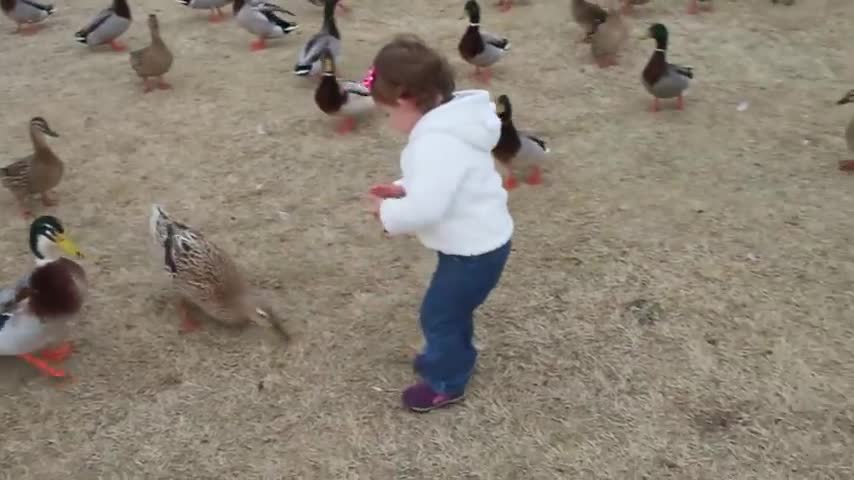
top-left (401, 382), bottom-right (464, 413)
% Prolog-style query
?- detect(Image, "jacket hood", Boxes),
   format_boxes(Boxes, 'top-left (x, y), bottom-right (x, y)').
top-left (409, 90), bottom-right (501, 152)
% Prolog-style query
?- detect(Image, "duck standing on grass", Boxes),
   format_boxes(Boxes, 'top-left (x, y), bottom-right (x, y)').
top-left (641, 23), bottom-right (693, 112)
top-left (590, 5), bottom-right (627, 68)
top-left (314, 48), bottom-right (373, 134)
top-left (175, 0), bottom-right (232, 23)
top-left (74, 0), bottom-right (132, 52)
top-left (491, 94), bottom-right (549, 190)
top-left (1, 117), bottom-right (63, 218)
top-left (1, 0), bottom-right (54, 34)
top-left (130, 14), bottom-right (174, 93)
top-left (458, 0), bottom-right (510, 84)
top-left (0, 216), bottom-right (86, 379)
top-left (835, 90), bottom-right (854, 172)
top-left (294, 0), bottom-right (340, 77)
top-left (234, 0), bottom-right (298, 52)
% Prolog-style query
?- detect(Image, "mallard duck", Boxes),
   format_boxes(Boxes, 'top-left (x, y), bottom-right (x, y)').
top-left (641, 23), bottom-right (693, 112)
top-left (129, 14), bottom-right (174, 93)
top-left (571, 0), bottom-right (607, 43)
top-left (175, 0), bottom-right (232, 23)
top-left (234, 0), bottom-right (298, 51)
top-left (491, 94), bottom-right (549, 190)
top-left (458, 0), bottom-right (510, 83)
top-left (835, 90), bottom-right (854, 172)
top-left (314, 48), bottom-right (374, 134)
top-left (293, 0), bottom-right (340, 76)
top-left (687, 0), bottom-right (711, 14)
top-left (0, 215), bottom-right (85, 378)
top-left (148, 205), bottom-right (288, 338)
top-left (74, 0), bottom-right (132, 52)
top-left (1, 0), bottom-right (54, 35)
top-left (1, 117), bottom-right (63, 218)
top-left (590, 6), bottom-right (627, 68)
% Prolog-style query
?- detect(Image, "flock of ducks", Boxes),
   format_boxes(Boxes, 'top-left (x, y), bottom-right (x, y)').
top-left (0, 0), bottom-right (831, 381)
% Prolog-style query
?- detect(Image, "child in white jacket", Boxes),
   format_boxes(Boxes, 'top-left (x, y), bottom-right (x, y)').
top-left (367, 34), bottom-right (513, 413)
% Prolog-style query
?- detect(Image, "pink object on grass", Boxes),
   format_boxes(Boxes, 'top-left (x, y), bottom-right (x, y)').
top-left (361, 65), bottom-right (376, 90)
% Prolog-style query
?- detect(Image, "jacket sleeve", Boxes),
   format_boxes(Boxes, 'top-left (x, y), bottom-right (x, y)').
top-left (379, 135), bottom-right (469, 235)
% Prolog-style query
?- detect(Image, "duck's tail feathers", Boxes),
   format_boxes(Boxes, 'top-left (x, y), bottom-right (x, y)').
top-left (674, 64), bottom-right (694, 79)
top-left (175, 0), bottom-right (191, 5)
top-left (527, 135), bottom-right (548, 153)
top-left (45, 5), bottom-right (56, 14)
top-left (293, 64), bottom-right (312, 76)
top-left (74, 30), bottom-right (88, 44)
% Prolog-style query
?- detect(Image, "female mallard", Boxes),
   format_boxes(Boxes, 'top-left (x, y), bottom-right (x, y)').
top-left (234, 0), bottom-right (298, 51)
top-left (687, 0), bottom-right (712, 14)
top-left (590, 6), bottom-right (627, 68)
top-left (148, 205), bottom-right (288, 338)
top-left (130, 14), bottom-right (174, 93)
top-left (492, 94), bottom-right (549, 190)
top-left (293, 0), bottom-right (340, 76)
top-left (0, 215), bottom-right (85, 378)
top-left (571, 0), bottom-right (607, 43)
top-left (1, 117), bottom-right (63, 218)
top-left (175, 0), bottom-right (232, 23)
top-left (74, 0), bottom-right (132, 52)
top-left (835, 90), bottom-right (854, 172)
top-left (314, 48), bottom-right (373, 134)
top-left (641, 23), bottom-right (693, 112)
top-left (1, 0), bottom-right (54, 35)
top-left (458, 0), bottom-right (510, 84)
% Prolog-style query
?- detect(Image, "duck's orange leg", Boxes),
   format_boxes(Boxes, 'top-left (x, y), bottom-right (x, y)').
top-left (503, 175), bottom-right (519, 190)
top-left (839, 160), bottom-right (854, 172)
top-left (649, 97), bottom-right (660, 112)
top-left (109, 39), bottom-right (126, 51)
top-left (177, 299), bottom-right (201, 334)
top-left (250, 37), bottom-right (267, 51)
top-left (157, 76), bottom-right (172, 90)
top-left (335, 117), bottom-right (356, 134)
top-left (18, 353), bottom-right (67, 377)
top-left (525, 166), bottom-right (543, 185)
top-left (676, 95), bottom-right (685, 110)
top-left (39, 342), bottom-right (73, 362)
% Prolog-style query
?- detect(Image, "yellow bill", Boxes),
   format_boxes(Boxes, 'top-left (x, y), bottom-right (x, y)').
top-left (55, 234), bottom-right (84, 259)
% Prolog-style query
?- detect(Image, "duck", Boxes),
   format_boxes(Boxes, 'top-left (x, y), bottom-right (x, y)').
top-left (175, 0), bottom-right (232, 23)
top-left (233, 0), bottom-right (298, 51)
top-left (687, 0), bottom-right (712, 14)
top-left (1, 0), bottom-right (54, 35)
top-left (148, 205), bottom-right (288, 338)
top-left (590, 5), bottom-right (627, 68)
top-left (314, 48), bottom-right (374, 134)
top-left (74, 0), bottom-right (132, 52)
top-left (491, 94), bottom-right (549, 190)
top-left (129, 14), bottom-right (174, 93)
top-left (835, 90), bottom-right (854, 172)
top-left (0, 215), bottom-right (86, 378)
top-left (293, 0), bottom-right (340, 77)
top-left (641, 23), bottom-right (693, 112)
top-left (458, 0), bottom-right (511, 84)
top-left (1, 117), bottom-right (63, 218)
top-left (571, 0), bottom-right (607, 43)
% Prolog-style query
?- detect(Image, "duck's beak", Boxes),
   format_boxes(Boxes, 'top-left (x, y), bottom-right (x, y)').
top-left (55, 234), bottom-right (84, 259)
top-left (639, 32), bottom-right (651, 40)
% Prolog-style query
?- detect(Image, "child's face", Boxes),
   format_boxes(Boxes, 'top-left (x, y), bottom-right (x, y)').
top-left (380, 98), bottom-right (423, 135)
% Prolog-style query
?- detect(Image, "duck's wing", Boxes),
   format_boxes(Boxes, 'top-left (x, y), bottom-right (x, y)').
top-left (481, 31), bottom-right (510, 50)
top-left (0, 271), bottom-right (32, 312)
top-left (75, 7), bottom-right (112, 37)
top-left (669, 62), bottom-right (694, 79)
top-left (341, 80), bottom-right (370, 97)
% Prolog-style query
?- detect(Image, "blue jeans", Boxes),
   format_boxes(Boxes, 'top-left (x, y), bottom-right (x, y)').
top-left (414, 240), bottom-right (511, 395)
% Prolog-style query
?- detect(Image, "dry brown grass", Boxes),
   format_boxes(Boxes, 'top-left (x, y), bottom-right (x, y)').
top-left (1, 0), bottom-right (854, 478)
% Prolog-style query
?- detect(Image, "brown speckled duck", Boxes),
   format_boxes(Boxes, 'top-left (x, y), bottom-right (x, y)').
top-left (571, 0), bottom-right (607, 43)
top-left (129, 14), bottom-right (173, 93)
top-left (314, 48), bottom-right (374, 134)
top-left (492, 94), bottom-right (549, 190)
top-left (590, 5), bottom-right (627, 68)
top-left (1, 117), bottom-right (63, 218)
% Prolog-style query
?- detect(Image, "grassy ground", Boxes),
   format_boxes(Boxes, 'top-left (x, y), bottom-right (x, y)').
top-left (1, 0), bottom-right (853, 478)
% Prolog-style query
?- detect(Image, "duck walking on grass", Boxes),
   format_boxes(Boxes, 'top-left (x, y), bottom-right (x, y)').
top-left (458, 0), bottom-right (510, 84)
top-left (1, 0), bottom-right (54, 35)
top-left (130, 14), bottom-right (174, 93)
top-left (175, 0), bottom-right (232, 23)
top-left (1, 117), bottom-right (63, 218)
top-left (491, 94), bottom-right (549, 190)
top-left (835, 90), bottom-right (854, 172)
top-left (75, 0), bottom-right (132, 52)
top-left (234, 0), bottom-right (298, 52)
top-left (314, 48), bottom-right (374, 134)
top-left (0, 216), bottom-right (86, 379)
top-left (294, 0), bottom-right (340, 77)
top-left (641, 23), bottom-right (693, 112)
top-left (590, 5), bottom-right (627, 68)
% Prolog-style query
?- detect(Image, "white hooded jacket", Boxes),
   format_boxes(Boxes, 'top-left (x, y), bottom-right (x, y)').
top-left (379, 90), bottom-right (514, 256)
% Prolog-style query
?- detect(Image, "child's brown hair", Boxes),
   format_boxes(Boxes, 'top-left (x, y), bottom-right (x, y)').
top-left (370, 34), bottom-right (456, 113)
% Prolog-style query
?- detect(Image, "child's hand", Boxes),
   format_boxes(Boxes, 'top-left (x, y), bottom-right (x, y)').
top-left (370, 183), bottom-right (406, 199)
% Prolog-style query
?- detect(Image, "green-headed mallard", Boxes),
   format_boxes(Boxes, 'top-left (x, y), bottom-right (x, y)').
top-left (314, 48), bottom-right (373, 134)
top-left (571, 0), bottom-right (607, 43)
top-left (641, 23), bottom-right (693, 112)
top-left (1, 0), bottom-right (55, 35)
top-left (233, 0), bottom-right (298, 51)
top-left (75, 0), bottom-right (132, 52)
top-left (294, 0), bottom-right (340, 76)
top-left (836, 90), bottom-right (854, 172)
top-left (492, 94), bottom-right (549, 190)
top-left (148, 205), bottom-right (288, 338)
top-left (0, 215), bottom-right (85, 378)
top-left (129, 14), bottom-right (174, 93)
top-left (1, 117), bottom-right (63, 218)
top-left (176, 0), bottom-right (232, 23)
top-left (458, 0), bottom-right (510, 84)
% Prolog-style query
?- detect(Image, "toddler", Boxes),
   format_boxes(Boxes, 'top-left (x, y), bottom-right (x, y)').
top-left (367, 34), bottom-right (513, 413)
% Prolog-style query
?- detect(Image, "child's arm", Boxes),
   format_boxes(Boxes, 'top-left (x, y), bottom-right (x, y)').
top-left (378, 135), bottom-right (468, 235)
